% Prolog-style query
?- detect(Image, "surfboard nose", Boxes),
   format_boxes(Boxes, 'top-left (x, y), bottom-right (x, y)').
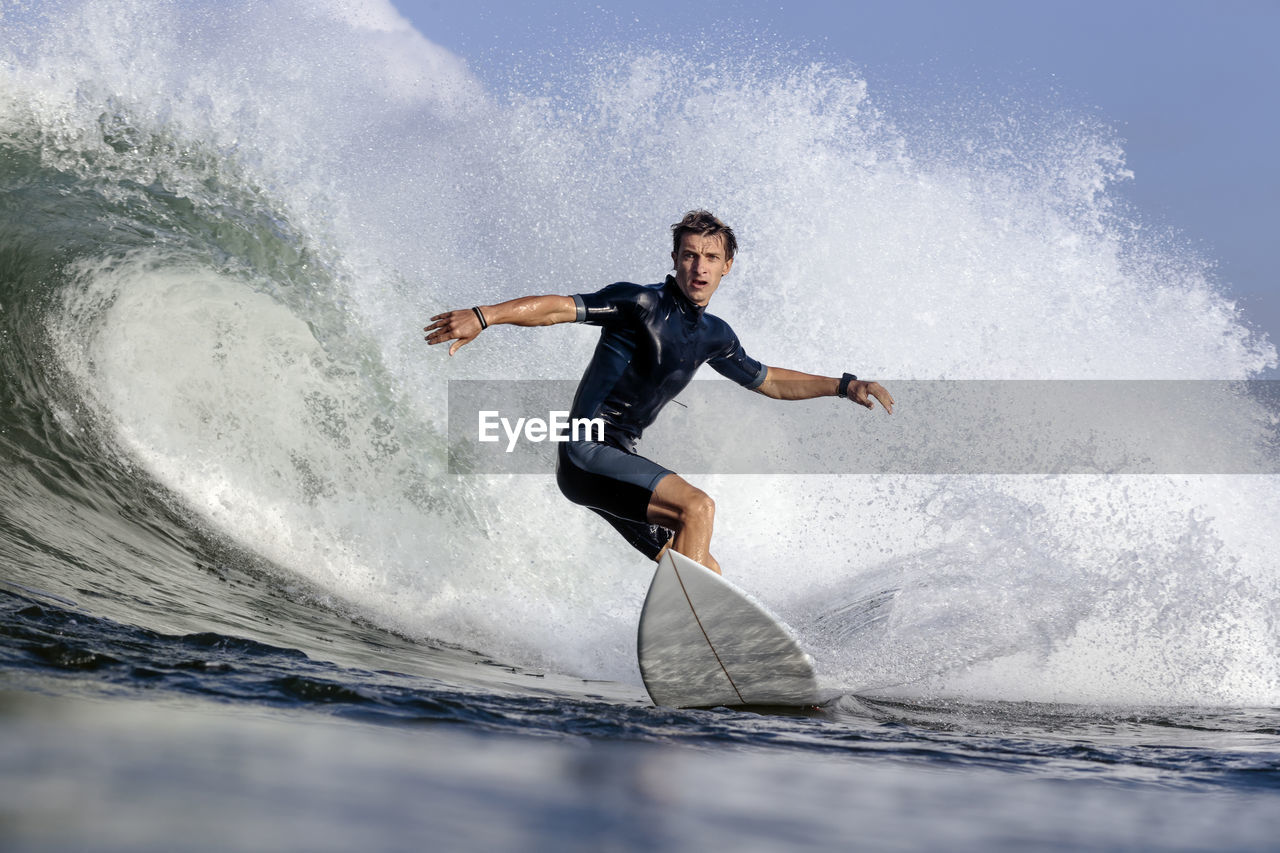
top-left (637, 549), bottom-right (819, 709)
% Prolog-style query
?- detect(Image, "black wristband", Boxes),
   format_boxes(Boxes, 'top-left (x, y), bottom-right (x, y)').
top-left (472, 306), bottom-right (488, 330)
top-left (837, 372), bottom-right (857, 398)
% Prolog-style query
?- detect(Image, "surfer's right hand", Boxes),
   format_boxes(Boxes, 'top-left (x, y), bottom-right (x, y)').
top-left (424, 309), bottom-right (483, 356)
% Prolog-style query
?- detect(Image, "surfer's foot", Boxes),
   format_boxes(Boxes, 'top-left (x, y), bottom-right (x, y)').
top-left (653, 538), bottom-right (721, 575)
top-left (646, 474), bottom-right (717, 570)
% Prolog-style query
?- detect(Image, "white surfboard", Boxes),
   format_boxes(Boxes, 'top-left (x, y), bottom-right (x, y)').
top-left (637, 549), bottom-right (820, 708)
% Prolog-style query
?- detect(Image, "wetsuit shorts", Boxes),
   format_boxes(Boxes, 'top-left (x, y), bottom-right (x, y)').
top-left (556, 439), bottom-right (675, 560)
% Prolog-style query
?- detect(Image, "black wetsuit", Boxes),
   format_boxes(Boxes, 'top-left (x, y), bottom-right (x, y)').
top-left (556, 276), bottom-right (766, 558)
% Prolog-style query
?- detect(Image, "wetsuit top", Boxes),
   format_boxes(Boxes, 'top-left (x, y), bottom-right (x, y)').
top-left (569, 276), bottom-right (767, 449)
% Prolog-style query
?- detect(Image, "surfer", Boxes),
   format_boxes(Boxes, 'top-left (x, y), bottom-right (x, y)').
top-left (424, 210), bottom-right (893, 574)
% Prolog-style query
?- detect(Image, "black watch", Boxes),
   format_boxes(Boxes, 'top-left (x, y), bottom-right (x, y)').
top-left (837, 372), bottom-right (858, 398)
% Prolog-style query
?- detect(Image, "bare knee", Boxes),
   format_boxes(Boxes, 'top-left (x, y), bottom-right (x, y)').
top-left (647, 475), bottom-right (716, 538)
top-left (680, 489), bottom-right (715, 528)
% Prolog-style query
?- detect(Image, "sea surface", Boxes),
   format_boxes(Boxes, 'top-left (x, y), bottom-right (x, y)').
top-left (4, 1), bottom-right (1280, 850)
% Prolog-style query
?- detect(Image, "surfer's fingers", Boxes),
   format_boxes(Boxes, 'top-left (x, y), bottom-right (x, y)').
top-left (425, 310), bottom-right (463, 331)
top-left (424, 309), bottom-right (476, 344)
top-left (423, 320), bottom-right (452, 343)
top-left (869, 384), bottom-right (895, 414)
top-left (871, 385), bottom-right (895, 413)
top-left (851, 381), bottom-right (894, 413)
top-left (430, 307), bottom-right (477, 326)
top-left (423, 315), bottom-right (453, 340)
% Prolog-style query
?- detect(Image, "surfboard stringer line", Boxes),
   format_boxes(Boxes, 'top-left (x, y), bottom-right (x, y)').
top-left (669, 556), bottom-right (745, 705)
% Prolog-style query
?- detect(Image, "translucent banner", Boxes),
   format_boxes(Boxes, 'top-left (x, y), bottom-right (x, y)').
top-left (447, 380), bottom-right (1280, 475)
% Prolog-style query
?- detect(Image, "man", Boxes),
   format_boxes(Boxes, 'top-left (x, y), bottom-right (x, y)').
top-left (425, 210), bottom-right (893, 574)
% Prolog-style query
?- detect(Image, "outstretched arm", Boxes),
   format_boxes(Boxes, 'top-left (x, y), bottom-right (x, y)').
top-left (756, 366), bottom-right (894, 413)
top-left (424, 295), bottom-right (577, 356)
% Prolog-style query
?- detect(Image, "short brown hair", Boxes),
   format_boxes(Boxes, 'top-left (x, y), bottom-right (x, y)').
top-left (671, 210), bottom-right (737, 260)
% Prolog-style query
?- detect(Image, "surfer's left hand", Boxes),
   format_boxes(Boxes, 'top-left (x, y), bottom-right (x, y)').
top-left (850, 380), bottom-right (894, 414)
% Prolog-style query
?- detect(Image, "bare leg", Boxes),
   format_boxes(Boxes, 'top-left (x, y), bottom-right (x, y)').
top-left (646, 474), bottom-right (721, 574)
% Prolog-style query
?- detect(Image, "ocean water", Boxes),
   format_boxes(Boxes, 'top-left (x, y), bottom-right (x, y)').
top-left (3, 1), bottom-right (1280, 850)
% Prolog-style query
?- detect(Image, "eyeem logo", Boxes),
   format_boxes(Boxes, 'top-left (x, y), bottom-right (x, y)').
top-left (453, 379), bottom-right (1280, 475)
top-left (478, 410), bottom-right (605, 452)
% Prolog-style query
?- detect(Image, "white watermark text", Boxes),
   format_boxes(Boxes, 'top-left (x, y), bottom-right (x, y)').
top-left (478, 410), bottom-right (605, 452)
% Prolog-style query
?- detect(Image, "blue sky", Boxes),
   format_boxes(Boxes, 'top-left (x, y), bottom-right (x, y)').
top-left (392, 0), bottom-right (1280, 370)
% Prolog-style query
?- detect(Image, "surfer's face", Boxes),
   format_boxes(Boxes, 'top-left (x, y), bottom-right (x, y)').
top-left (672, 233), bottom-right (733, 307)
